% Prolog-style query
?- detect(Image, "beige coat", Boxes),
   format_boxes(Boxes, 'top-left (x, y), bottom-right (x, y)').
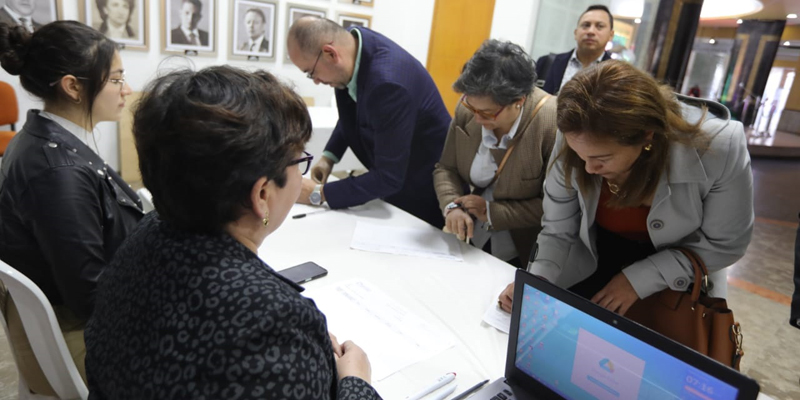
top-left (433, 88), bottom-right (558, 261)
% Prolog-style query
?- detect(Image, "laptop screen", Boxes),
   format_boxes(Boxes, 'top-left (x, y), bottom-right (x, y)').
top-left (514, 283), bottom-right (740, 400)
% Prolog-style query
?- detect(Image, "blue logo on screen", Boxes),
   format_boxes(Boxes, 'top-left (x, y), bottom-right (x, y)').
top-left (599, 358), bottom-right (615, 373)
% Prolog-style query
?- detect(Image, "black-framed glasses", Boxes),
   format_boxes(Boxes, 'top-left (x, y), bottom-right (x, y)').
top-left (289, 151), bottom-right (314, 175)
top-left (306, 41), bottom-right (333, 80)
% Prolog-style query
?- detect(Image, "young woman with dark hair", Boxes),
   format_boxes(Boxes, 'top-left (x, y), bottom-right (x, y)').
top-left (0, 20), bottom-right (142, 394)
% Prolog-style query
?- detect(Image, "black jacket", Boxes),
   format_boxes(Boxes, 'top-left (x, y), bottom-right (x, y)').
top-left (0, 111), bottom-right (143, 320)
top-left (536, 49), bottom-right (612, 95)
top-left (85, 212), bottom-right (381, 399)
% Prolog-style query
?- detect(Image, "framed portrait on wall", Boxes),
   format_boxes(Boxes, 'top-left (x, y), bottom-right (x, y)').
top-left (337, 0), bottom-right (373, 8)
top-left (81, 0), bottom-right (148, 50)
top-left (0, 0), bottom-right (62, 32)
top-left (230, 0), bottom-right (276, 60)
top-left (162, 0), bottom-right (215, 55)
top-left (337, 13), bottom-right (370, 29)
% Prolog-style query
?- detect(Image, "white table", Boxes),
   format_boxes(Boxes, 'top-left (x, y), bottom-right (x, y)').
top-left (259, 200), bottom-right (775, 400)
top-left (260, 200), bottom-right (514, 397)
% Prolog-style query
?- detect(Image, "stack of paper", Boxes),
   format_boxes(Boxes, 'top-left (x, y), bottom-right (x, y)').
top-left (350, 221), bottom-right (463, 261)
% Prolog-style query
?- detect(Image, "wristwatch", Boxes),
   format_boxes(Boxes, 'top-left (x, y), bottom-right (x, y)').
top-left (443, 202), bottom-right (461, 217)
top-left (309, 184), bottom-right (323, 206)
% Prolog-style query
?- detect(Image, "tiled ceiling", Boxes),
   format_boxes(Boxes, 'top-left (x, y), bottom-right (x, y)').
top-left (700, 0), bottom-right (800, 27)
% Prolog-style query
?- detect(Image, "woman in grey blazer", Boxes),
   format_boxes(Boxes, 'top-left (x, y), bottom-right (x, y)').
top-left (433, 39), bottom-right (557, 268)
top-left (499, 61), bottom-right (753, 315)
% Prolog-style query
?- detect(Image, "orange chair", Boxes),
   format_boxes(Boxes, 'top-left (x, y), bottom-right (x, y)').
top-left (0, 130), bottom-right (15, 156)
top-left (0, 81), bottom-right (19, 131)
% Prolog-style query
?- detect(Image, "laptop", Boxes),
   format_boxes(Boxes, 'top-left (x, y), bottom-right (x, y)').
top-left (470, 269), bottom-right (761, 400)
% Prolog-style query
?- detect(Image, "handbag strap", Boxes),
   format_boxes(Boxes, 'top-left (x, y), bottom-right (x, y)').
top-left (479, 95), bottom-right (551, 191)
top-left (674, 247), bottom-right (710, 302)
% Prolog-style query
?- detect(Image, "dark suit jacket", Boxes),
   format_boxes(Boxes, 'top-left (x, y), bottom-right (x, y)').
top-left (170, 27), bottom-right (209, 46)
top-left (324, 27), bottom-right (451, 228)
top-left (792, 213), bottom-right (800, 329)
top-left (537, 49), bottom-right (611, 95)
top-left (239, 37), bottom-right (269, 53)
top-left (0, 8), bottom-right (42, 30)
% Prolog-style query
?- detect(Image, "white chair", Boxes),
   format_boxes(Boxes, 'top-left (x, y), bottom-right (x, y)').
top-left (0, 260), bottom-right (88, 399)
top-left (136, 187), bottom-right (155, 213)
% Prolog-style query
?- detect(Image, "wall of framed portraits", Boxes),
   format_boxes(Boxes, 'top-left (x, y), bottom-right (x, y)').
top-left (0, 0), bottom-right (541, 173)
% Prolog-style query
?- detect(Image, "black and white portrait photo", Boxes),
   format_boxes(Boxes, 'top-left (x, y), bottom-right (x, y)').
top-left (0, 0), bottom-right (59, 33)
top-left (232, 0), bottom-right (275, 58)
top-left (338, 13), bottom-right (370, 29)
top-left (85, 0), bottom-right (146, 47)
top-left (165, 0), bottom-right (214, 52)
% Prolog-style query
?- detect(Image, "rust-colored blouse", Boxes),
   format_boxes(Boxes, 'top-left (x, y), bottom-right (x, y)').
top-left (595, 181), bottom-right (652, 242)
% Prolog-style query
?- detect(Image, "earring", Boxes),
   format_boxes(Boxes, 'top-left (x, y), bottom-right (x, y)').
top-left (515, 104), bottom-right (521, 109)
top-left (644, 143), bottom-right (652, 151)
top-left (262, 213), bottom-right (269, 227)
top-left (74, 97), bottom-right (82, 105)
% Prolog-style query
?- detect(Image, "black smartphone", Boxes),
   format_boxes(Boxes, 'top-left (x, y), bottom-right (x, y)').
top-left (278, 261), bottom-right (328, 285)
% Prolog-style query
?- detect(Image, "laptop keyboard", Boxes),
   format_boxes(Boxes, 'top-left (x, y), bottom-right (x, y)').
top-left (489, 388), bottom-right (514, 400)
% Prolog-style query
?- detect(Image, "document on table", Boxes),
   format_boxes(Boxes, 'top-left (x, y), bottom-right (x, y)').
top-left (350, 221), bottom-right (464, 261)
top-left (482, 267), bottom-right (516, 334)
top-left (303, 279), bottom-right (456, 381)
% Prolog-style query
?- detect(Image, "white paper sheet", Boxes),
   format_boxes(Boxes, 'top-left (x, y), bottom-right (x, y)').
top-left (350, 221), bottom-right (464, 261)
top-left (482, 288), bottom-right (512, 334)
top-left (303, 279), bottom-right (456, 381)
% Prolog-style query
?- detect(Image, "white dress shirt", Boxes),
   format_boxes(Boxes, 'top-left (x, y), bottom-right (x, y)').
top-left (39, 111), bottom-right (93, 150)
top-left (468, 109), bottom-right (524, 261)
top-left (559, 49), bottom-right (606, 90)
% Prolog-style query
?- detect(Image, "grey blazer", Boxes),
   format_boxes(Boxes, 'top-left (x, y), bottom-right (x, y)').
top-left (529, 95), bottom-right (754, 299)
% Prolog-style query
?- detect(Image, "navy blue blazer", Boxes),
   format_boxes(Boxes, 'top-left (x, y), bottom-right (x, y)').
top-left (538, 49), bottom-right (612, 95)
top-left (323, 27), bottom-right (450, 228)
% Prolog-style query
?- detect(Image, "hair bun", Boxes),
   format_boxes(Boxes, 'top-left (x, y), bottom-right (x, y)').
top-left (0, 23), bottom-right (33, 76)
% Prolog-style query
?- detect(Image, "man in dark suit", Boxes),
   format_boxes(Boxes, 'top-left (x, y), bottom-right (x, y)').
top-left (287, 17), bottom-right (450, 228)
top-left (0, 0), bottom-right (43, 33)
top-left (238, 8), bottom-right (269, 53)
top-left (536, 4), bottom-right (614, 95)
top-left (170, 0), bottom-right (208, 46)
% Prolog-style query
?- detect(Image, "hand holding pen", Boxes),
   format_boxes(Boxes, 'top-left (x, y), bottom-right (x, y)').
top-left (443, 205), bottom-right (473, 244)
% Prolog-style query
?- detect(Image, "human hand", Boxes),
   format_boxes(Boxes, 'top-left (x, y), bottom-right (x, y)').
top-left (444, 208), bottom-right (474, 241)
top-left (335, 340), bottom-right (372, 384)
top-left (591, 273), bottom-right (640, 316)
top-left (311, 156), bottom-right (334, 184)
top-left (498, 282), bottom-right (514, 313)
top-left (329, 332), bottom-right (342, 357)
top-left (455, 194), bottom-right (488, 222)
top-left (296, 178), bottom-right (318, 205)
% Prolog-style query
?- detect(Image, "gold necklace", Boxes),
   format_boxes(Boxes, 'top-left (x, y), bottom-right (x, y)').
top-left (606, 180), bottom-right (621, 196)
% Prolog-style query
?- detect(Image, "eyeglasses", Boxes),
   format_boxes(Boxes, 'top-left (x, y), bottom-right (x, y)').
top-left (306, 41), bottom-right (333, 80)
top-left (289, 151), bottom-right (314, 175)
top-left (460, 95), bottom-right (506, 121)
top-left (109, 74), bottom-right (126, 90)
top-left (48, 75), bottom-right (88, 87)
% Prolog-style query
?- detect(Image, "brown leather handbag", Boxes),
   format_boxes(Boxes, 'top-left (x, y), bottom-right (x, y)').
top-left (625, 248), bottom-right (745, 370)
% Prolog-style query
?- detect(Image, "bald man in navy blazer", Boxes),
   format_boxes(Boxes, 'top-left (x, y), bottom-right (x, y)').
top-left (287, 17), bottom-right (450, 228)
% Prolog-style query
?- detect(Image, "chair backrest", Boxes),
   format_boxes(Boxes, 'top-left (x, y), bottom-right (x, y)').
top-left (136, 187), bottom-right (155, 213)
top-left (0, 81), bottom-right (19, 130)
top-left (0, 130), bottom-right (16, 156)
top-left (0, 260), bottom-right (88, 399)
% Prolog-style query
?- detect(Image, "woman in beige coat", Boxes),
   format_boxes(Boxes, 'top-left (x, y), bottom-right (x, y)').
top-left (433, 39), bottom-right (557, 268)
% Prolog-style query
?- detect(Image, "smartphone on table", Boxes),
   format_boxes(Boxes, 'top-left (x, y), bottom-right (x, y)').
top-left (278, 261), bottom-right (328, 285)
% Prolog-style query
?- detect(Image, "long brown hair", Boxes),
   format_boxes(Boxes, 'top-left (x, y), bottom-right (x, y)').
top-left (555, 60), bottom-right (708, 207)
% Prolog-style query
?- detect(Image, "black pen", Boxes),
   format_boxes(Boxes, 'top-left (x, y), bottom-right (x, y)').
top-left (451, 379), bottom-right (489, 400)
top-left (291, 209), bottom-right (330, 219)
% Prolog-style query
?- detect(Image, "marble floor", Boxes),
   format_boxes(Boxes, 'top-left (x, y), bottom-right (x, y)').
top-left (0, 158), bottom-right (798, 399)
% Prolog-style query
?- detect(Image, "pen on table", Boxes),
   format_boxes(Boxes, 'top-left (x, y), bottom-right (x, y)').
top-left (429, 384), bottom-right (458, 400)
top-left (405, 372), bottom-right (457, 400)
top-left (450, 379), bottom-right (489, 400)
top-left (292, 209), bottom-right (330, 219)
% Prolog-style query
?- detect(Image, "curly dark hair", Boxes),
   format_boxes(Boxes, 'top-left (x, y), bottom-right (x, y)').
top-left (133, 66), bottom-right (312, 233)
top-left (452, 39), bottom-right (537, 107)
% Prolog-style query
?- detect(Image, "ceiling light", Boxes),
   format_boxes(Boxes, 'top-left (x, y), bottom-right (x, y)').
top-left (788, 14), bottom-right (798, 19)
top-left (700, 0), bottom-right (763, 19)
top-left (737, 19), bottom-right (743, 24)
top-left (709, 38), bottom-right (716, 44)
top-left (785, 41), bottom-right (792, 46)
top-left (634, 18), bottom-right (641, 24)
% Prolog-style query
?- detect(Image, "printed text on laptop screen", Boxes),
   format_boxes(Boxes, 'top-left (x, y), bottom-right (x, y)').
top-left (515, 284), bottom-right (739, 400)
